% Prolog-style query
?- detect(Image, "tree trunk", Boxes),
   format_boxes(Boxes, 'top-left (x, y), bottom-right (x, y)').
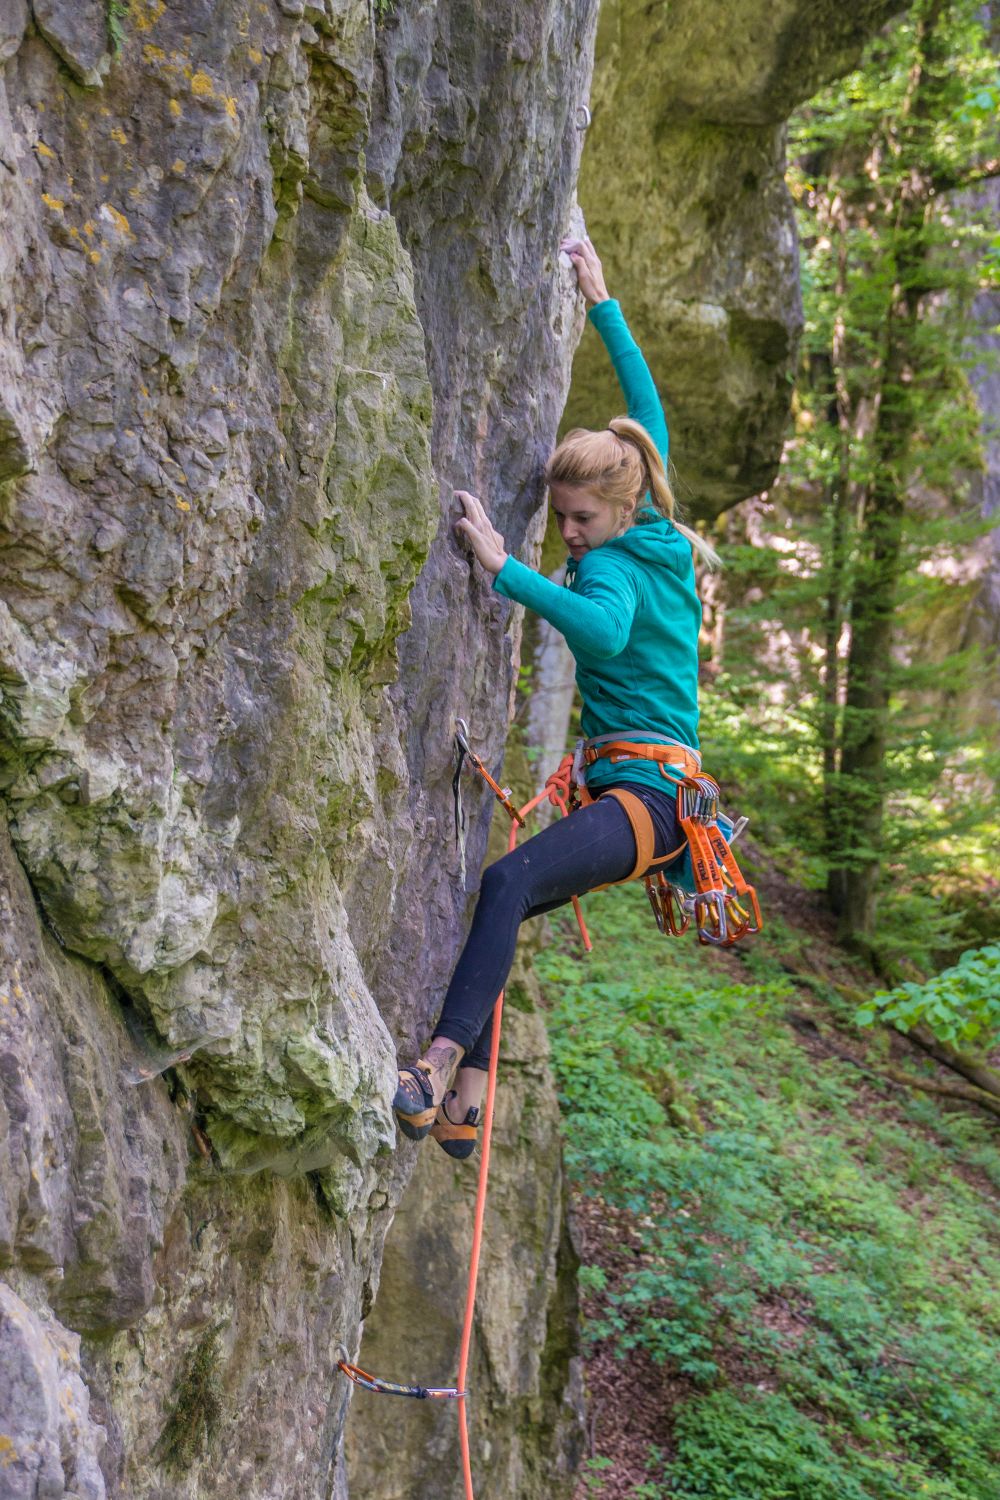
top-left (827, 1), bottom-right (948, 945)
top-left (821, 206), bottom-right (854, 873)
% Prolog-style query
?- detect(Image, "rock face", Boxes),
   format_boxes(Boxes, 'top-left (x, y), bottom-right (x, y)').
top-left (0, 0), bottom-right (594, 1494)
top-left (0, 1), bottom-right (912, 1497)
top-left (565, 0), bottom-right (905, 517)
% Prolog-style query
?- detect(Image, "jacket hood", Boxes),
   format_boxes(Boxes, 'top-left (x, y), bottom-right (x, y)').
top-left (566, 507), bottom-right (690, 580)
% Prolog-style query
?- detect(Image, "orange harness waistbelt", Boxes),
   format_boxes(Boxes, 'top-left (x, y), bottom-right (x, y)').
top-left (583, 736), bottom-right (703, 784)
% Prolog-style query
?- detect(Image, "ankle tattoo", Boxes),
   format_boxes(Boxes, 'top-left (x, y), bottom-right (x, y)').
top-left (424, 1042), bottom-right (460, 1079)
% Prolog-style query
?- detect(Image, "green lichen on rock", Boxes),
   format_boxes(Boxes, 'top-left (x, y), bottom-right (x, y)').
top-left (155, 1326), bottom-right (225, 1473)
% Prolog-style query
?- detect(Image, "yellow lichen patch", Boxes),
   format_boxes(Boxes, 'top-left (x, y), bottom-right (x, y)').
top-left (225, 96), bottom-right (238, 120)
top-left (248, 47), bottom-right (263, 65)
top-left (100, 173), bottom-right (109, 183)
top-left (83, 220), bottom-right (95, 236)
top-left (169, 98), bottom-right (182, 118)
top-left (99, 106), bottom-right (111, 117)
top-left (129, 0), bottom-right (165, 31)
top-left (0, 1435), bottom-right (18, 1467)
top-left (190, 71), bottom-right (214, 98)
top-left (101, 202), bottom-right (135, 238)
top-left (128, 185), bottom-right (144, 199)
top-left (143, 43), bottom-right (166, 63)
top-left (41, 192), bottom-right (65, 212)
top-left (35, 141), bottom-right (56, 160)
top-left (140, 385), bottom-right (150, 397)
top-left (176, 497), bottom-right (191, 511)
top-left (110, 126), bottom-right (128, 145)
top-left (171, 159), bottom-right (186, 175)
top-left (88, 250), bottom-right (101, 264)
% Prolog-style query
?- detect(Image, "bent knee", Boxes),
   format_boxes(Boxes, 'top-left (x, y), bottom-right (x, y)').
top-left (479, 852), bottom-right (530, 906)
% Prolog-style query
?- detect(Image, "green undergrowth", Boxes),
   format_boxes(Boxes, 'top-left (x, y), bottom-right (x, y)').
top-left (536, 889), bottom-right (1000, 1498)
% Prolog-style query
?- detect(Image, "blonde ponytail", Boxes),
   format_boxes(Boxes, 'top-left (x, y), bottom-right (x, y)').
top-left (546, 418), bottom-right (721, 570)
top-left (607, 417), bottom-right (721, 570)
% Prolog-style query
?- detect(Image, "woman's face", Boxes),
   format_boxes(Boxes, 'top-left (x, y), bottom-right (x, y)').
top-left (549, 483), bottom-right (635, 562)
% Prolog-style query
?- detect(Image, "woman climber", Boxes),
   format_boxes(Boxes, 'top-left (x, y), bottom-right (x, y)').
top-left (394, 236), bottom-right (719, 1159)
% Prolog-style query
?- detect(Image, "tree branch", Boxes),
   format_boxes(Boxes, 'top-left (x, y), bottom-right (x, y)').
top-left (882, 1066), bottom-right (1000, 1120)
top-left (933, 157), bottom-right (1000, 193)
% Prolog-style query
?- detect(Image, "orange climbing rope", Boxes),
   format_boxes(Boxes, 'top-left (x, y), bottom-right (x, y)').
top-left (456, 760), bottom-right (592, 1495)
top-left (340, 726), bottom-right (759, 1498)
top-left (338, 748), bottom-right (589, 1499)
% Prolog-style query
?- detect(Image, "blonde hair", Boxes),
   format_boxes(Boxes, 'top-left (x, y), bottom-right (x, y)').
top-left (545, 416), bottom-right (720, 570)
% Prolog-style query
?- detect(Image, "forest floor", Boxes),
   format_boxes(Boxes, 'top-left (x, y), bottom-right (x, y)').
top-left (534, 859), bottom-right (1000, 1500)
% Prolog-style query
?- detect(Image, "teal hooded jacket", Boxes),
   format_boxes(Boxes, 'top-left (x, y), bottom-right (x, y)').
top-left (493, 298), bottom-right (701, 796)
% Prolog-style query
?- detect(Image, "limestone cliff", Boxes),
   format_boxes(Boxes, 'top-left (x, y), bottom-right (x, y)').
top-left (0, 1), bottom-right (594, 1494)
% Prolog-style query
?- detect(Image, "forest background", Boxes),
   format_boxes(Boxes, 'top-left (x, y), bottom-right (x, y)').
top-left (525, 2), bottom-right (1000, 1494)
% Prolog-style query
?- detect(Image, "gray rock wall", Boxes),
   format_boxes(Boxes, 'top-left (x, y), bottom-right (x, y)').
top-left (0, 1), bottom-right (594, 1494)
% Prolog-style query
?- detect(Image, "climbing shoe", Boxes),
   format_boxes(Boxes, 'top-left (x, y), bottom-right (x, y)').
top-left (393, 1063), bottom-right (437, 1141)
top-left (429, 1091), bottom-right (480, 1161)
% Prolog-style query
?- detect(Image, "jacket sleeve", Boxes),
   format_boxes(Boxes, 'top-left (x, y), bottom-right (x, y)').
top-left (493, 554), bottom-right (639, 660)
top-left (588, 299), bottom-right (669, 464)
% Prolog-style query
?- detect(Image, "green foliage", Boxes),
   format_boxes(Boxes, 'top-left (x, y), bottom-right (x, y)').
top-left (668, 1390), bottom-right (889, 1500)
top-left (705, 0), bottom-right (1000, 969)
top-left (538, 883), bottom-right (1000, 1498)
top-left (857, 943), bottom-right (1000, 1049)
top-left (155, 1326), bottom-right (225, 1472)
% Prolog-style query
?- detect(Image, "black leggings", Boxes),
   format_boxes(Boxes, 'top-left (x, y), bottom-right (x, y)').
top-left (435, 785), bottom-right (679, 1070)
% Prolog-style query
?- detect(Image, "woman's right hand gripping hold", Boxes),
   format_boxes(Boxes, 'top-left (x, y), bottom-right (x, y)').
top-left (560, 234), bottom-right (610, 307)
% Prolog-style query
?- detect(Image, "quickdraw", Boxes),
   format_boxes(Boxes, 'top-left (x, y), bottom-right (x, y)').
top-left (675, 773), bottom-right (762, 947)
top-left (336, 1359), bottom-right (465, 1401)
top-left (453, 717), bottom-right (525, 832)
top-left (453, 717), bottom-right (525, 884)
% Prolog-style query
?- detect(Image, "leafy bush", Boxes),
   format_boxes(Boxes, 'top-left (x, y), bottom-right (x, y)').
top-left (668, 1389), bottom-right (886, 1500)
top-left (856, 943), bottom-right (1000, 1049)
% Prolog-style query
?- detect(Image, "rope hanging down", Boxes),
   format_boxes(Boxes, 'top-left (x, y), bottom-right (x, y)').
top-left (339, 721), bottom-right (760, 1500)
top-left (338, 728), bottom-right (590, 1500)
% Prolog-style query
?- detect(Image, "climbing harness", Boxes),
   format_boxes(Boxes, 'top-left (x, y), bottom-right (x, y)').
top-left (340, 721), bottom-right (761, 1499)
top-left (568, 732), bottom-right (762, 948)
